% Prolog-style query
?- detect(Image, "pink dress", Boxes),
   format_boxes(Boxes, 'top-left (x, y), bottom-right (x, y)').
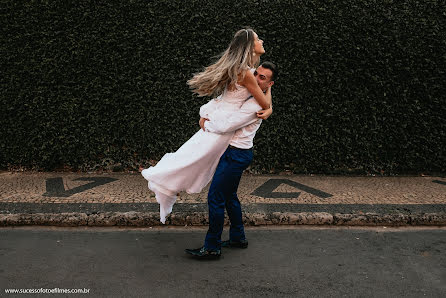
top-left (141, 82), bottom-right (253, 223)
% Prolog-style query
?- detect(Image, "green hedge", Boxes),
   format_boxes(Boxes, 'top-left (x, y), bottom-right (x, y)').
top-left (1, 0), bottom-right (445, 174)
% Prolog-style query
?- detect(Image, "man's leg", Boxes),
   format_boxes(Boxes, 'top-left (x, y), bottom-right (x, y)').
top-left (223, 149), bottom-right (253, 242)
top-left (204, 149), bottom-right (231, 251)
top-left (205, 148), bottom-right (253, 250)
top-left (226, 193), bottom-right (245, 242)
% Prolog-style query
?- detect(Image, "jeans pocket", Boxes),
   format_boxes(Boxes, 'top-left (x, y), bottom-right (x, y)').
top-left (229, 150), bottom-right (253, 168)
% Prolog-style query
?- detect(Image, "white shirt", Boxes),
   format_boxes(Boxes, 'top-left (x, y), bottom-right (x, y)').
top-left (200, 96), bottom-right (263, 149)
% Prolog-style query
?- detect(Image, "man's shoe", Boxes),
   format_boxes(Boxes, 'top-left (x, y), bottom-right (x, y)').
top-left (185, 246), bottom-right (221, 259)
top-left (221, 239), bottom-right (248, 249)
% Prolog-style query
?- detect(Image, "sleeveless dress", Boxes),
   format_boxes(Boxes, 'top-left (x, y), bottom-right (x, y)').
top-left (141, 82), bottom-right (253, 223)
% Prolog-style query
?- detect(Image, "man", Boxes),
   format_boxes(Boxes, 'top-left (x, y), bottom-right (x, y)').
top-left (185, 61), bottom-right (278, 258)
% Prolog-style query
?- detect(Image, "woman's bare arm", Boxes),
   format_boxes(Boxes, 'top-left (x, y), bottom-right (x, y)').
top-left (256, 87), bottom-right (273, 120)
top-left (240, 70), bottom-right (272, 110)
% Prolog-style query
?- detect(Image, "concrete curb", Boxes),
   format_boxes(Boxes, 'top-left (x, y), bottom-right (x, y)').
top-left (1, 211), bottom-right (445, 227)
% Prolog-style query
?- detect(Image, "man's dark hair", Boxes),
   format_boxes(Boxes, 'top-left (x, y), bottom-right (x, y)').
top-left (260, 61), bottom-right (278, 81)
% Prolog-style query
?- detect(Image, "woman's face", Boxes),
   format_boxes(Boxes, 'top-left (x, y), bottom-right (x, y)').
top-left (253, 32), bottom-right (265, 55)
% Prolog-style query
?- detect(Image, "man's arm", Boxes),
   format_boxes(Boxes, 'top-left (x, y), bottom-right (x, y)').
top-left (203, 99), bottom-right (262, 134)
top-left (199, 95), bottom-right (221, 118)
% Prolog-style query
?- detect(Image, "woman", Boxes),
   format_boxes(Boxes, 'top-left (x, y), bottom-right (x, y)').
top-left (141, 28), bottom-right (272, 223)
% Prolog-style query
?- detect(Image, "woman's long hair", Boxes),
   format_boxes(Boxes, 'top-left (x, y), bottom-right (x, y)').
top-left (187, 28), bottom-right (259, 97)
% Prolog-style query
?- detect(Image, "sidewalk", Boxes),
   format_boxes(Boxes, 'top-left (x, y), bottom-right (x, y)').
top-left (0, 171), bottom-right (445, 226)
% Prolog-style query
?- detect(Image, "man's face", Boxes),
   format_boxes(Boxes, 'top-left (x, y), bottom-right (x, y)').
top-left (254, 66), bottom-right (274, 92)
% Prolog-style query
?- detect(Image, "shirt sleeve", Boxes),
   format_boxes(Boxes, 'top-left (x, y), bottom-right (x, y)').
top-left (199, 95), bottom-right (221, 118)
top-left (204, 98), bottom-right (262, 134)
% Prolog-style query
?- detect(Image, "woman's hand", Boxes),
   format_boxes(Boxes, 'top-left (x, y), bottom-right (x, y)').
top-left (199, 117), bottom-right (209, 131)
top-left (257, 107), bottom-right (272, 120)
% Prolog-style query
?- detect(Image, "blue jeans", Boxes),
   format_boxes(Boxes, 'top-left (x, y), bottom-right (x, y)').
top-left (204, 147), bottom-right (253, 250)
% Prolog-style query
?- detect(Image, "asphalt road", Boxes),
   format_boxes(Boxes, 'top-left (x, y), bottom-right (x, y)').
top-left (1, 226), bottom-right (445, 297)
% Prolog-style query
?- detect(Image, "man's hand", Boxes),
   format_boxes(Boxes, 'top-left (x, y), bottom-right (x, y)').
top-left (199, 117), bottom-right (209, 131)
top-left (257, 107), bottom-right (272, 120)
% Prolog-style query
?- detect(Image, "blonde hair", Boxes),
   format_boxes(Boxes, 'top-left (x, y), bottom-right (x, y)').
top-left (187, 28), bottom-right (259, 97)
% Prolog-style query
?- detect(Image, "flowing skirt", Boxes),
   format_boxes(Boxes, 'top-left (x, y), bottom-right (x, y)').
top-left (141, 129), bottom-right (234, 223)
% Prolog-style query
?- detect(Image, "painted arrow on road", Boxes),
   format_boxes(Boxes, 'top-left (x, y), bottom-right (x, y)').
top-left (43, 177), bottom-right (118, 197)
top-left (433, 180), bottom-right (446, 186)
top-left (251, 179), bottom-right (333, 199)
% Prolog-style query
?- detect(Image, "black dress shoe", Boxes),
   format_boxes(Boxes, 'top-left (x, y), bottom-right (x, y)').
top-left (221, 239), bottom-right (248, 248)
top-left (185, 246), bottom-right (221, 258)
